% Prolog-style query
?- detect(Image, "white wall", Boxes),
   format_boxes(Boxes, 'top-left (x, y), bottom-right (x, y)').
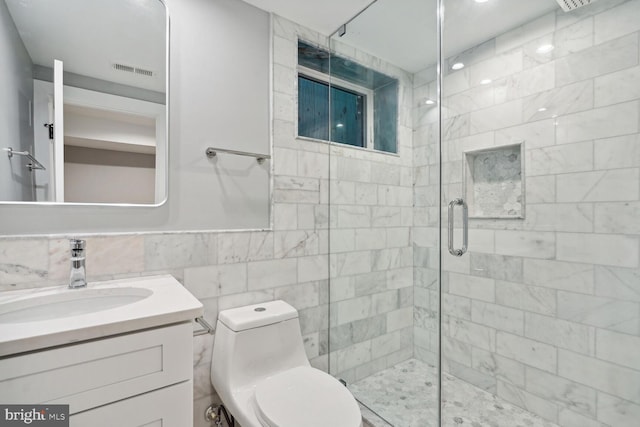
top-left (0, 0), bottom-right (34, 202)
top-left (0, 0), bottom-right (271, 234)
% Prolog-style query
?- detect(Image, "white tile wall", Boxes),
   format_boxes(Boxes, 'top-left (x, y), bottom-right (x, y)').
top-left (423, 1), bottom-right (640, 425)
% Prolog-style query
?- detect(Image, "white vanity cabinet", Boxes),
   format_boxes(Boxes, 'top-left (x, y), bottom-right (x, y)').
top-left (0, 322), bottom-right (194, 426)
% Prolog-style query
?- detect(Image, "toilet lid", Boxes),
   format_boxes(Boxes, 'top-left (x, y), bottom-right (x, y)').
top-left (254, 366), bottom-right (361, 427)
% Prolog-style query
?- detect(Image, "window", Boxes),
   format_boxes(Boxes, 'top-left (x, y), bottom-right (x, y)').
top-left (297, 41), bottom-right (398, 154)
top-left (298, 75), bottom-right (367, 148)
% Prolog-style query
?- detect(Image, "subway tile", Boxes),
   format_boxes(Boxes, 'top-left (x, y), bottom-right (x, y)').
top-left (274, 230), bottom-right (319, 258)
top-left (559, 350), bottom-right (640, 405)
top-left (275, 282), bottom-right (320, 311)
top-left (496, 62), bottom-right (556, 102)
top-left (525, 312), bottom-right (593, 355)
top-left (496, 281), bottom-right (557, 316)
top-left (497, 380), bottom-right (559, 423)
top-left (495, 13), bottom-right (555, 54)
top-left (555, 34), bottom-right (638, 86)
top-left (471, 301), bottom-right (524, 335)
top-left (471, 347), bottom-right (526, 387)
top-left (443, 293), bottom-right (471, 320)
top-left (495, 119), bottom-right (555, 150)
top-left (525, 367), bottom-right (597, 416)
top-left (495, 230), bottom-right (556, 259)
top-left (595, 329), bottom-right (640, 370)
top-left (217, 290), bottom-right (274, 311)
top-left (469, 100), bottom-right (523, 134)
top-left (337, 206), bottom-right (371, 228)
top-left (524, 204), bottom-right (593, 233)
top-left (594, 0), bottom-right (640, 44)
top-left (496, 332), bottom-right (557, 373)
top-left (595, 202), bottom-right (640, 235)
top-left (217, 232), bottom-right (274, 263)
top-left (144, 234), bottom-right (211, 270)
top-left (557, 233), bottom-right (639, 268)
top-left (331, 251), bottom-right (372, 277)
top-left (0, 239), bottom-right (48, 285)
top-left (558, 408), bottom-right (605, 427)
top-left (469, 49), bottom-right (523, 84)
top-left (557, 291), bottom-right (640, 334)
top-left (336, 296), bottom-right (372, 325)
top-left (556, 102), bottom-right (639, 145)
top-left (247, 258), bottom-right (297, 290)
top-left (447, 318), bottom-right (496, 352)
top-left (387, 307), bottom-right (413, 332)
top-left (447, 359), bottom-right (497, 393)
top-left (526, 142), bottom-right (593, 176)
top-left (553, 17), bottom-right (594, 58)
top-left (595, 266), bottom-right (640, 302)
top-left (558, 168), bottom-right (639, 202)
top-left (298, 255), bottom-right (329, 282)
top-left (184, 263), bottom-right (247, 299)
top-left (449, 273), bottom-right (495, 303)
top-left (523, 259), bottom-right (594, 294)
top-left (595, 65), bottom-right (640, 107)
top-left (594, 134), bottom-right (640, 170)
top-left (597, 392), bottom-right (640, 427)
top-left (470, 253), bottom-right (523, 282)
top-left (525, 176), bottom-right (556, 203)
top-left (442, 336), bottom-right (473, 367)
top-left (523, 80), bottom-right (593, 122)
top-left (354, 229), bottom-right (387, 251)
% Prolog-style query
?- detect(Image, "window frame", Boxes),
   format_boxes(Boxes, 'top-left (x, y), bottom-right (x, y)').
top-left (297, 65), bottom-right (375, 150)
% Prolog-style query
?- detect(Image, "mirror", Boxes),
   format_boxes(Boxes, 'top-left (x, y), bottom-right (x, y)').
top-left (0, 0), bottom-right (167, 205)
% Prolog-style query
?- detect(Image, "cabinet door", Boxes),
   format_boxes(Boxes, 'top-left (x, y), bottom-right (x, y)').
top-left (70, 381), bottom-right (192, 427)
top-left (0, 323), bottom-right (192, 414)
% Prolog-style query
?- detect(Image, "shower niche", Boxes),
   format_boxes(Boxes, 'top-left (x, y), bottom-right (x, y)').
top-left (463, 142), bottom-right (524, 219)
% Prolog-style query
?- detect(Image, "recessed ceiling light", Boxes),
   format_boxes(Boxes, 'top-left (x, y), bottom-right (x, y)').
top-left (336, 123), bottom-right (344, 128)
top-left (480, 78), bottom-right (492, 85)
top-left (425, 99), bottom-right (435, 105)
top-left (538, 107), bottom-right (547, 112)
top-left (451, 62), bottom-right (465, 70)
top-left (475, 0), bottom-right (489, 3)
top-left (536, 44), bottom-right (555, 54)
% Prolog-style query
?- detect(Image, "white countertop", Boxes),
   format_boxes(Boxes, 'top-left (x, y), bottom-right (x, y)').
top-left (0, 275), bottom-right (203, 357)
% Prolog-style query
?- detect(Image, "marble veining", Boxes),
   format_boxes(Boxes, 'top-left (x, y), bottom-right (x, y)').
top-left (352, 359), bottom-right (559, 427)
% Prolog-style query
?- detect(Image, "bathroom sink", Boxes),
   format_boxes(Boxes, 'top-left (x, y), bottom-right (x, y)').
top-left (0, 287), bottom-right (153, 323)
top-left (0, 274), bottom-right (203, 357)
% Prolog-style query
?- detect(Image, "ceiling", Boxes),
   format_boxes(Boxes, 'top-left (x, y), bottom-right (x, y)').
top-left (5, 0), bottom-right (166, 93)
top-left (243, 0), bottom-right (562, 73)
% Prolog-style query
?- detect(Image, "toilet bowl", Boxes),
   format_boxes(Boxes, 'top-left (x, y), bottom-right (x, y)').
top-left (210, 300), bottom-right (362, 427)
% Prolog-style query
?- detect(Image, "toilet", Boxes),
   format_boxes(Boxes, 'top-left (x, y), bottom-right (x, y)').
top-left (211, 300), bottom-right (363, 427)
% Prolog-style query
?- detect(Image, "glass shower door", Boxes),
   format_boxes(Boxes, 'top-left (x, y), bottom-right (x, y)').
top-left (441, 0), bottom-right (640, 426)
top-left (326, 0), bottom-right (440, 426)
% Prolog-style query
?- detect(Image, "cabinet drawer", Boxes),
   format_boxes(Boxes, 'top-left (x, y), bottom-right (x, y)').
top-left (70, 381), bottom-right (192, 427)
top-left (0, 323), bottom-right (192, 414)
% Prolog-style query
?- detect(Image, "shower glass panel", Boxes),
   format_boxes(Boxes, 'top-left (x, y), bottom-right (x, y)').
top-left (327, 0), bottom-right (440, 425)
top-left (441, 0), bottom-right (640, 426)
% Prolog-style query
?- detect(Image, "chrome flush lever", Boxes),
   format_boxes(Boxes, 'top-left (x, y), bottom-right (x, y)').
top-left (448, 198), bottom-right (468, 257)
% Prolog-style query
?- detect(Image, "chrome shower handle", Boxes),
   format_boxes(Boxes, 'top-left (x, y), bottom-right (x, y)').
top-left (448, 198), bottom-right (468, 257)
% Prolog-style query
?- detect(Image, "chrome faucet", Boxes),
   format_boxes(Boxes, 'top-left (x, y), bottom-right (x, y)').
top-left (69, 239), bottom-right (87, 288)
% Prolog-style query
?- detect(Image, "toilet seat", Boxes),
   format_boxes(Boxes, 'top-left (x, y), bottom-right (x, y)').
top-left (254, 366), bottom-right (362, 427)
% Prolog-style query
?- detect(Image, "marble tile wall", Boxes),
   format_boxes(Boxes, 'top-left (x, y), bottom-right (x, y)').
top-left (414, 0), bottom-right (640, 425)
top-left (0, 14), bottom-right (415, 427)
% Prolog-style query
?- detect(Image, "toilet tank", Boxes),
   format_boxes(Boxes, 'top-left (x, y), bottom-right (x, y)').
top-left (211, 301), bottom-right (311, 393)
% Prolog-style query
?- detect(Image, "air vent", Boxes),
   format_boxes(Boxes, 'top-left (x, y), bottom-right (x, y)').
top-left (555, 0), bottom-right (598, 12)
top-left (113, 63), bottom-right (134, 73)
top-left (135, 67), bottom-right (154, 77)
top-left (112, 63), bottom-right (154, 77)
